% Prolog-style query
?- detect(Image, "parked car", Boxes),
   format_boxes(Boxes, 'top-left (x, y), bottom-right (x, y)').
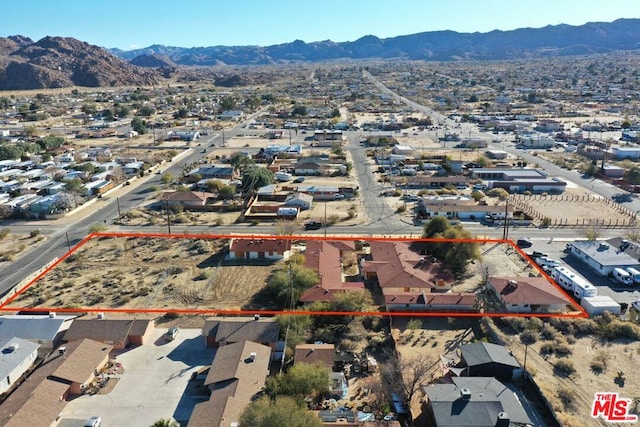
top-left (632, 300), bottom-right (640, 311)
top-left (85, 417), bottom-right (102, 427)
top-left (516, 238), bottom-right (532, 248)
top-left (304, 221), bottom-right (322, 230)
top-left (166, 327), bottom-right (179, 341)
top-left (293, 177), bottom-right (305, 183)
top-left (530, 251), bottom-right (549, 259)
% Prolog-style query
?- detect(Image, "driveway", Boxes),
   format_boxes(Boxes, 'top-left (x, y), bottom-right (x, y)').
top-left (60, 328), bottom-right (215, 427)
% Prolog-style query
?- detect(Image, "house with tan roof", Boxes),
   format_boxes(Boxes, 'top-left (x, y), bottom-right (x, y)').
top-left (63, 318), bottom-right (155, 350)
top-left (0, 339), bottom-right (113, 427)
top-left (299, 240), bottom-right (365, 304)
top-left (188, 340), bottom-right (271, 427)
top-left (364, 241), bottom-right (453, 294)
top-left (202, 316), bottom-right (280, 348)
top-left (487, 276), bottom-right (573, 313)
top-left (160, 190), bottom-right (216, 208)
top-left (295, 343), bottom-right (336, 370)
top-left (384, 292), bottom-right (477, 312)
top-left (228, 238), bottom-right (292, 260)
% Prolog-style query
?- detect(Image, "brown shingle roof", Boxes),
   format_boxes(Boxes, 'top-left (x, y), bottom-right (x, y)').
top-left (489, 276), bottom-right (572, 306)
top-left (0, 339), bottom-right (112, 427)
top-left (294, 343), bottom-right (336, 368)
top-left (203, 317), bottom-right (280, 344)
top-left (190, 341), bottom-right (271, 427)
top-left (63, 318), bottom-right (152, 343)
top-left (50, 339), bottom-right (111, 384)
top-left (365, 241), bottom-right (453, 291)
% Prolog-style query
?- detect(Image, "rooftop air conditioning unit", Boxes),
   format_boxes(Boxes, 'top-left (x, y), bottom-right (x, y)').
top-left (460, 388), bottom-right (471, 400)
top-left (249, 352), bottom-right (257, 361)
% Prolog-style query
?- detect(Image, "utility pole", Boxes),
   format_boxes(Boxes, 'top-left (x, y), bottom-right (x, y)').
top-left (502, 198), bottom-right (509, 240)
top-left (116, 196), bottom-right (122, 221)
top-left (324, 201), bottom-right (327, 237)
top-left (166, 199), bottom-right (171, 234)
top-left (65, 232), bottom-right (71, 252)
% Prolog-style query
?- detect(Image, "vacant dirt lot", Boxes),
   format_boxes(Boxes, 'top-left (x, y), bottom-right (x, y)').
top-left (0, 229), bottom-right (47, 264)
top-left (6, 236), bottom-right (279, 311)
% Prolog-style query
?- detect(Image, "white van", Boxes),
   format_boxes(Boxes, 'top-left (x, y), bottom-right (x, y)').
top-left (613, 268), bottom-right (633, 285)
top-left (625, 267), bottom-right (640, 284)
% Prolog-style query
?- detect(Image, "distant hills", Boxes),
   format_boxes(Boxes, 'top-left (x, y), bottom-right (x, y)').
top-left (2, 19), bottom-right (640, 90)
top-left (0, 36), bottom-right (159, 90)
top-left (112, 18), bottom-right (640, 66)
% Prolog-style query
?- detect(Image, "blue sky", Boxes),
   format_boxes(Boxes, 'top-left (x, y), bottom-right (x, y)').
top-left (2, 0), bottom-right (638, 51)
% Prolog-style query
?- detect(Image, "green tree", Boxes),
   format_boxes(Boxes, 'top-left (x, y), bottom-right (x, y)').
top-left (230, 152), bottom-right (255, 172)
top-left (330, 107), bottom-right (340, 118)
top-left (173, 107), bottom-right (188, 119)
top-left (274, 313), bottom-right (313, 350)
top-left (219, 96), bottom-right (237, 111)
top-left (219, 185), bottom-right (236, 199)
top-left (240, 396), bottom-right (322, 427)
top-left (265, 264), bottom-right (319, 308)
top-left (423, 217), bottom-right (480, 278)
top-left (468, 94), bottom-right (479, 102)
top-left (150, 419), bottom-right (178, 427)
top-left (36, 135), bottom-right (64, 151)
top-left (139, 105), bottom-right (155, 117)
top-left (205, 179), bottom-right (225, 192)
top-left (132, 117), bottom-right (148, 134)
top-left (63, 178), bottom-right (83, 193)
top-left (241, 167), bottom-right (274, 193)
top-left (265, 363), bottom-right (330, 398)
top-left (291, 104), bottom-right (307, 117)
top-left (160, 172), bottom-right (175, 188)
top-left (116, 105), bottom-right (130, 118)
top-left (102, 109), bottom-right (115, 122)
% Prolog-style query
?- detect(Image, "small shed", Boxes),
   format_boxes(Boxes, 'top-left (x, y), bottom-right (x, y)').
top-left (581, 296), bottom-right (621, 316)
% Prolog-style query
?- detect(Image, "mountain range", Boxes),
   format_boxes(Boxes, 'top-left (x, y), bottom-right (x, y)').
top-left (2, 18), bottom-right (640, 90)
top-left (112, 18), bottom-right (640, 65)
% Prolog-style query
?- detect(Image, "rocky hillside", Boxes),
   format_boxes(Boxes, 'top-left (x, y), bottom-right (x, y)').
top-left (112, 18), bottom-right (640, 65)
top-left (0, 36), bottom-right (159, 90)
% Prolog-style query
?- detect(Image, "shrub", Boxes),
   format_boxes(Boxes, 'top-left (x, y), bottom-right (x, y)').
top-left (406, 319), bottom-right (423, 330)
top-left (30, 229), bottom-right (42, 238)
top-left (540, 324), bottom-right (559, 340)
top-left (0, 228), bottom-right (9, 240)
top-left (556, 386), bottom-right (577, 410)
top-left (553, 359), bottom-right (576, 377)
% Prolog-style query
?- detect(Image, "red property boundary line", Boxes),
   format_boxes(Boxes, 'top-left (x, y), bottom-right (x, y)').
top-left (0, 232), bottom-right (588, 318)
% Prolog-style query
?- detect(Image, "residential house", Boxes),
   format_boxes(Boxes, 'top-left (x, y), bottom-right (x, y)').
top-left (160, 191), bottom-right (216, 209)
top-left (294, 157), bottom-right (330, 176)
top-left (312, 409), bottom-right (401, 426)
top-left (296, 184), bottom-right (342, 200)
top-left (459, 342), bottom-right (521, 380)
top-left (313, 130), bottom-right (344, 146)
top-left (228, 238), bottom-right (292, 260)
top-left (0, 338), bottom-right (40, 394)
top-left (0, 313), bottom-right (74, 349)
top-left (487, 277), bottom-right (573, 314)
top-left (122, 161), bottom-right (144, 175)
top-left (299, 240), bottom-right (365, 304)
top-left (384, 293), bottom-right (477, 312)
top-left (422, 377), bottom-right (533, 427)
top-left (364, 241), bottom-right (453, 296)
top-left (0, 339), bottom-right (113, 427)
top-left (392, 144), bottom-right (417, 156)
top-left (63, 318), bottom-right (155, 349)
top-left (193, 165), bottom-right (237, 181)
top-left (202, 316), bottom-right (280, 348)
top-left (568, 237), bottom-right (640, 276)
top-left (294, 343), bottom-right (335, 370)
top-left (284, 192), bottom-right (313, 210)
top-left (188, 340), bottom-right (271, 427)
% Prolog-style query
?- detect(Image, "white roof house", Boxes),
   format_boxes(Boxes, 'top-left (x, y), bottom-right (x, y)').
top-left (0, 337), bottom-right (40, 394)
top-left (0, 314), bottom-right (75, 349)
